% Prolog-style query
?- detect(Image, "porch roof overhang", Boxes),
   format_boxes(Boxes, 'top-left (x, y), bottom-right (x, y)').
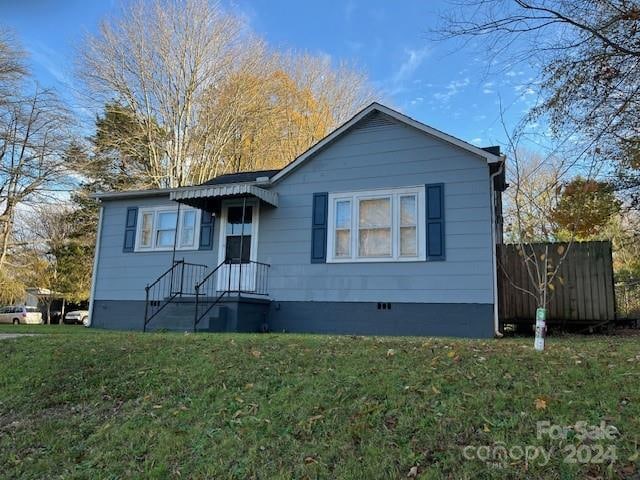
top-left (169, 183), bottom-right (278, 208)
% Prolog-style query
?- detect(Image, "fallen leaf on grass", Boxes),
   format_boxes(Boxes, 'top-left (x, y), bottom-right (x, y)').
top-left (432, 386), bottom-right (441, 395)
top-left (619, 463), bottom-right (636, 476)
top-left (407, 466), bottom-right (419, 477)
top-left (251, 350), bottom-right (261, 358)
top-left (387, 349), bottom-right (396, 357)
top-left (534, 398), bottom-right (547, 410)
top-left (304, 456), bottom-right (318, 464)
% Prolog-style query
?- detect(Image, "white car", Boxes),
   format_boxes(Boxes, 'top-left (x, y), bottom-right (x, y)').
top-left (0, 305), bottom-right (43, 325)
top-left (64, 310), bottom-right (89, 326)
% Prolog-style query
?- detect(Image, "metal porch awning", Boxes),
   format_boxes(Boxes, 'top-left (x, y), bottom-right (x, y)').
top-left (169, 183), bottom-right (279, 208)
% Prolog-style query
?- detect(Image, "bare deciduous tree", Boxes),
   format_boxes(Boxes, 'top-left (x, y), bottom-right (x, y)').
top-left (504, 149), bottom-right (564, 243)
top-left (0, 86), bottom-right (74, 269)
top-left (79, 0), bottom-right (379, 188)
top-left (435, 0), bottom-right (640, 201)
top-left (80, 0), bottom-right (244, 188)
top-left (501, 126), bottom-right (575, 344)
top-left (0, 28), bottom-right (26, 93)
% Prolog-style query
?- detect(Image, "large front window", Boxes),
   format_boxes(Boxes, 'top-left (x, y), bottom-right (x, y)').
top-left (327, 187), bottom-right (425, 262)
top-left (136, 207), bottom-right (200, 251)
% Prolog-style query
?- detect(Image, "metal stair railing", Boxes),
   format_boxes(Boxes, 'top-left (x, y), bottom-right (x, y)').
top-left (143, 259), bottom-right (208, 332)
top-left (193, 258), bottom-right (270, 332)
top-left (193, 259), bottom-right (229, 332)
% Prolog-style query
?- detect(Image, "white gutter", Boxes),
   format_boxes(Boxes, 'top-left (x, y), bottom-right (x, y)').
top-left (87, 205), bottom-right (104, 328)
top-left (490, 159), bottom-right (505, 338)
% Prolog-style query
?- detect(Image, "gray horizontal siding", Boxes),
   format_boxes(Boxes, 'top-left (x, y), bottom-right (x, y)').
top-left (258, 117), bottom-right (494, 304)
top-left (94, 196), bottom-right (219, 301)
top-left (93, 114), bottom-right (495, 308)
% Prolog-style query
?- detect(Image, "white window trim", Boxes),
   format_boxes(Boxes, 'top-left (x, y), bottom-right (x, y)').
top-left (135, 206), bottom-right (202, 252)
top-left (326, 186), bottom-right (426, 263)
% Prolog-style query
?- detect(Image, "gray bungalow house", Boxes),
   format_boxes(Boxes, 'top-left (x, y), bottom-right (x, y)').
top-left (89, 102), bottom-right (507, 337)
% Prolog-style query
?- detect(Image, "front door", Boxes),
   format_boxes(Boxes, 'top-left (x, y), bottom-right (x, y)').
top-left (217, 200), bottom-right (259, 293)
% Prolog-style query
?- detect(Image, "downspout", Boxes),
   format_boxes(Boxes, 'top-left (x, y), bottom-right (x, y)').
top-left (87, 204), bottom-right (104, 328)
top-left (490, 159), bottom-right (505, 338)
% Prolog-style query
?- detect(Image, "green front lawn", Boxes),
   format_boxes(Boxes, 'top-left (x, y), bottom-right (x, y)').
top-left (0, 328), bottom-right (638, 479)
top-left (0, 324), bottom-right (97, 334)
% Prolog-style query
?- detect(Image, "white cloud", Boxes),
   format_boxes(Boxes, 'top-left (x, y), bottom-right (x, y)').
top-left (393, 46), bottom-right (430, 84)
top-left (386, 45), bottom-right (430, 95)
top-left (432, 77), bottom-right (470, 103)
top-left (29, 42), bottom-right (70, 86)
top-left (471, 137), bottom-right (483, 144)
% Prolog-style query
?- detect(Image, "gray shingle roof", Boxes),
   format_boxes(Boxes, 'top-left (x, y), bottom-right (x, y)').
top-left (199, 169), bottom-right (280, 186)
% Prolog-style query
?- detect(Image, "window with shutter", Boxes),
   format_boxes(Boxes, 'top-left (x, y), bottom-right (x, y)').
top-left (325, 186), bottom-right (426, 263)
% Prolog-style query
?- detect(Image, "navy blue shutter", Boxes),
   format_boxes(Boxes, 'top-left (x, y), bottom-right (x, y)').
top-left (199, 211), bottom-right (215, 250)
top-left (311, 192), bottom-right (328, 263)
top-left (123, 207), bottom-right (138, 252)
top-left (425, 184), bottom-right (445, 261)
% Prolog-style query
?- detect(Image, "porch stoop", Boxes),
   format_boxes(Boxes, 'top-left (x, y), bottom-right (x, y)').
top-left (145, 296), bottom-right (271, 333)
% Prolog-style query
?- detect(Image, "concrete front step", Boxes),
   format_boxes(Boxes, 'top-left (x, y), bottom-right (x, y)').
top-left (145, 296), bottom-right (271, 333)
top-left (146, 301), bottom-right (218, 332)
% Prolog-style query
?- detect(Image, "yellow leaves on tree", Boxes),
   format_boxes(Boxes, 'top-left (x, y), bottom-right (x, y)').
top-left (203, 68), bottom-right (333, 176)
top-left (551, 177), bottom-right (621, 239)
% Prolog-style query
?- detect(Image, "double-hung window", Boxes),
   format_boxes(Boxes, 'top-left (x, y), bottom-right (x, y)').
top-left (327, 187), bottom-right (425, 262)
top-left (136, 207), bottom-right (200, 251)
top-left (358, 197), bottom-right (392, 257)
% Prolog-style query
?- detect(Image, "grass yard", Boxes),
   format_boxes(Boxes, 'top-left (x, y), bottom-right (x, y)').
top-left (0, 327), bottom-right (639, 479)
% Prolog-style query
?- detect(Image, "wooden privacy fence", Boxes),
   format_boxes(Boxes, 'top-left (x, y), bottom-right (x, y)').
top-left (498, 241), bottom-right (616, 328)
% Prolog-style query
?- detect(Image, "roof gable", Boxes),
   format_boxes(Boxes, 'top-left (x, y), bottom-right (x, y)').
top-left (270, 102), bottom-right (503, 184)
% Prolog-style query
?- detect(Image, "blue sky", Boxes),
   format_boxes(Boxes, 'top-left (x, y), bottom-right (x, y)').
top-left (1, 0), bottom-right (539, 149)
